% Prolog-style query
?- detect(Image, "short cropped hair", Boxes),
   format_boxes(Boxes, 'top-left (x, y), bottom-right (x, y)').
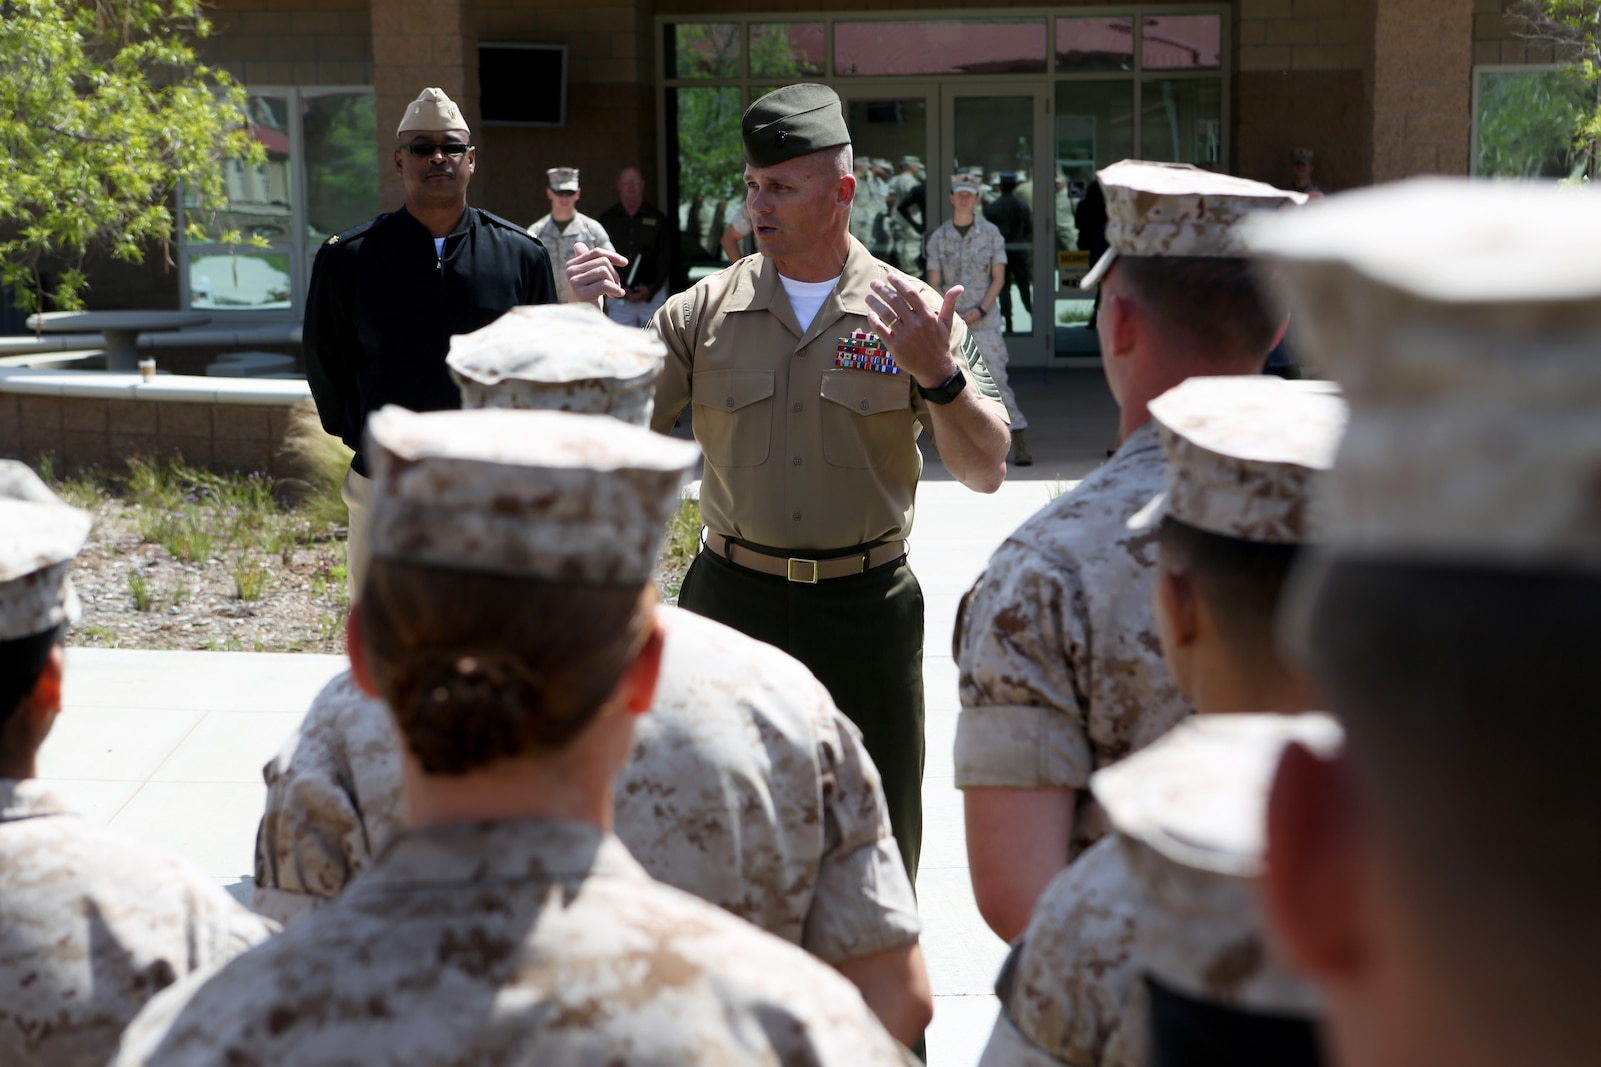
top-left (1158, 516), bottom-right (1301, 672)
top-left (1308, 559), bottom-right (1601, 1054)
top-left (0, 625), bottom-right (65, 731)
top-left (1115, 256), bottom-right (1282, 365)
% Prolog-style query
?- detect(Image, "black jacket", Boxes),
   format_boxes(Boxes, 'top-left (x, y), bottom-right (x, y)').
top-left (304, 205), bottom-right (557, 474)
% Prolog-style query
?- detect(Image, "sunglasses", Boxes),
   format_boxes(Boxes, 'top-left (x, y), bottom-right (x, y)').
top-left (552, 189), bottom-right (578, 196)
top-left (403, 143), bottom-right (472, 157)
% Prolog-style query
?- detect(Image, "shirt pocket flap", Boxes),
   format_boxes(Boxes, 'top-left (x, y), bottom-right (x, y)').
top-left (820, 369), bottom-right (913, 416)
top-left (693, 368), bottom-right (775, 413)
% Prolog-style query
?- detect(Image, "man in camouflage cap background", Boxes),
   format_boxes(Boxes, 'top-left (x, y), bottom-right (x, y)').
top-left (528, 167), bottom-right (616, 305)
top-left (955, 161), bottom-right (1305, 943)
top-left (304, 86), bottom-right (556, 597)
top-left (980, 375), bottom-right (1343, 1067)
top-left (252, 304), bottom-right (933, 1045)
top-left (114, 406), bottom-right (912, 1066)
top-left (1253, 180), bottom-right (1601, 1067)
top-left (592, 82), bottom-right (1013, 890)
top-left (0, 461), bottom-right (274, 1067)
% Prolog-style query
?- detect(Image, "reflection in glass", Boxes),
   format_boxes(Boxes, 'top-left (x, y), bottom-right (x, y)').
top-left (751, 23), bottom-right (825, 78)
top-left (1055, 17), bottom-right (1134, 72)
top-left (1141, 16), bottom-right (1223, 71)
top-left (1054, 81), bottom-right (1133, 294)
top-left (189, 93), bottom-right (292, 242)
top-left (303, 93), bottom-right (378, 244)
top-left (955, 97), bottom-right (1034, 335)
top-left (1141, 79), bottom-right (1223, 167)
top-left (835, 20), bottom-right (1046, 77)
top-left (187, 253), bottom-right (292, 310)
top-left (1475, 68), bottom-right (1591, 178)
top-left (665, 23), bottom-right (740, 80)
top-left (844, 99), bottom-right (927, 269)
top-left (667, 87), bottom-right (745, 274)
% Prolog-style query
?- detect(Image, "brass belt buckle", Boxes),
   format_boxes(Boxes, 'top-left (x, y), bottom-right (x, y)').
top-left (787, 557), bottom-right (820, 584)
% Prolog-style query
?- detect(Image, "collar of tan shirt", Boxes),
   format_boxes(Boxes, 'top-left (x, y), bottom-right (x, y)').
top-left (721, 236), bottom-right (880, 349)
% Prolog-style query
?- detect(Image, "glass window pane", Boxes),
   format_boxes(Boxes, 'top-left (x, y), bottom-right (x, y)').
top-left (302, 92), bottom-right (378, 245)
top-left (665, 23), bottom-right (740, 80)
top-left (1475, 68), bottom-right (1591, 178)
top-left (845, 99), bottom-right (928, 266)
top-left (1055, 17), bottom-right (1134, 73)
top-left (187, 252), bottom-right (293, 310)
top-left (1141, 16), bottom-right (1222, 71)
top-left (954, 97), bottom-right (1034, 335)
top-left (835, 20), bottom-right (1047, 77)
top-left (666, 87), bottom-right (745, 277)
top-left (187, 93), bottom-right (293, 242)
top-left (751, 23), bottom-right (825, 78)
top-left (1054, 81), bottom-right (1134, 292)
top-left (1140, 79), bottom-right (1222, 168)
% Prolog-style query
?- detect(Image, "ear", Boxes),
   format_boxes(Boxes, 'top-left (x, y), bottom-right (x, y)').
top-left (1155, 567), bottom-right (1200, 651)
top-left (618, 618), bottom-right (665, 716)
top-left (838, 172), bottom-right (857, 210)
top-left (24, 644), bottom-right (65, 733)
top-left (1269, 314), bottom-right (1290, 352)
top-left (345, 604), bottom-right (382, 698)
top-left (393, 147), bottom-right (404, 177)
top-left (1106, 287), bottom-right (1140, 359)
top-left (1262, 741), bottom-right (1366, 983)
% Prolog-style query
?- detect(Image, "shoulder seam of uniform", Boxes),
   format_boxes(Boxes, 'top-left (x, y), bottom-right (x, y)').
top-left (326, 213), bottom-right (389, 246)
top-left (477, 208), bottom-right (541, 240)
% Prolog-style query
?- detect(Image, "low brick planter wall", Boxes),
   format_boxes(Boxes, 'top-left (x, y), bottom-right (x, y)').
top-left (0, 369), bottom-right (313, 477)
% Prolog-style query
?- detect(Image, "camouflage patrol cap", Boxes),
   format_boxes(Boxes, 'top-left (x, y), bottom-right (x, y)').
top-left (396, 88), bottom-right (467, 137)
top-left (1081, 160), bottom-right (1306, 289)
top-left (1129, 376), bottom-right (1347, 544)
top-left (364, 407), bottom-right (698, 584)
top-left (447, 305), bottom-right (664, 426)
top-left (1094, 713), bottom-right (1343, 1014)
top-left (547, 167), bottom-right (580, 193)
top-left (0, 461), bottom-right (91, 642)
top-left (950, 172), bottom-right (982, 195)
top-left (742, 84), bottom-right (851, 168)
top-left (1246, 178), bottom-right (1601, 569)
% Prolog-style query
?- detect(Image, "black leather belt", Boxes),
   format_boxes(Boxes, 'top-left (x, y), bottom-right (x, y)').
top-left (702, 531), bottom-right (907, 584)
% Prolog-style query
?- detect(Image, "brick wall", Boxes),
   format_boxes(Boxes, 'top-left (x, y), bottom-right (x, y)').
top-left (1472, 0), bottom-right (1576, 65)
top-left (1370, 0), bottom-right (1475, 180)
top-left (201, 0), bottom-right (373, 86)
top-left (0, 393), bottom-right (301, 477)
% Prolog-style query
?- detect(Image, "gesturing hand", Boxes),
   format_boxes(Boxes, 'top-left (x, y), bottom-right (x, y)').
top-left (566, 243), bottom-right (628, 305)
top-left (866, 273), bottom-right (963, 387)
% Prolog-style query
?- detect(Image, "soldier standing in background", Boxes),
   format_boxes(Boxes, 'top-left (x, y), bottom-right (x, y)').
top-left (984, 173), bottom-right (1033, 333)
top-left (529, 167), bottom-right (615, 305)
top-left (597, 166), bottom-right (675, 328)
top-left (926, 172), bottom-right (1032, 466)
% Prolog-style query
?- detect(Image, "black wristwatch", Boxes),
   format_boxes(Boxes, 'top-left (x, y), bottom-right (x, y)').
top-left (916, 366), bottom-right (968, 405)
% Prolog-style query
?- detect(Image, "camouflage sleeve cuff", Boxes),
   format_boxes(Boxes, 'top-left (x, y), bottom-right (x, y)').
top-left (249, 884), bottom-right (327, 927)
top-left (803, 838), bottom-right (923, 965)
top-left (978, 1006), bottom-right (1075, 1067)
top-left (954, 704), bottom-right (1095, 790)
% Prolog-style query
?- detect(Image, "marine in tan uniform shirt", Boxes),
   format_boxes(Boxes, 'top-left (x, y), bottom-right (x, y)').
top-left (980, 376), bottom-right (1343, 1066)
top-left (117, 407), bottom-right (911, 1066)
top-left (530, 167), bottom-right (616, 304)
top-left (253, 305), bottom-right (928, 1042)
top-left (0, 462), bottom-right (274, 1067)
top-left (955, 161), bottom-right (1306, 941)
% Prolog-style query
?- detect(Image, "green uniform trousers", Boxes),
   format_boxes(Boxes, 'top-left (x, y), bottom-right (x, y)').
top-left (678, 546), bottom-right (926, 881)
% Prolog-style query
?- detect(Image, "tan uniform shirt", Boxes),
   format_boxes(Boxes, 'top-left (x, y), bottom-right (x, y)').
top-left (529, 211), bottom-right (615, 304)
top-left (651, 235), bottom-right (1004, 551)
top-left (0, 781), bottom-right (275, 1067)
top-left (253, 605), bottom-right (921, 964)
top-left (121, 820), bottom-right (912, 1066)
top-left (953, 423), bottom-right (1192, 858)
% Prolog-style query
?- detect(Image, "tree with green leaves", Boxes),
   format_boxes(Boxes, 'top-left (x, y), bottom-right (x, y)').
top-left (1509, 0), bottom-right (1601, 179)
top-left (0, 0), bottom-right (264, 313)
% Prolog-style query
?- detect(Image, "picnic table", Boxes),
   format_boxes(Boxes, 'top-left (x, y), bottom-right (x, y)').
top-left (25, 310), bottom-right (213, 371)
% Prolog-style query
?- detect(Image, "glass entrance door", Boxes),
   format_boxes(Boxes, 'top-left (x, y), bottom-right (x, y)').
top-left (938, 85), bottom-right (1052, 367)
top-left (841, 89), bottom-right (934, 272)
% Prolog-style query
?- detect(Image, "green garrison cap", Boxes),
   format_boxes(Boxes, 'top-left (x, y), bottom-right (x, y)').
top-left (742, 84), bottom-right (852, 167)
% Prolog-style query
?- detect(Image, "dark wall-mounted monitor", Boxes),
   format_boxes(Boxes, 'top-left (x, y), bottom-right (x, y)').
top-left (479, 43), bottom-right (567, 127)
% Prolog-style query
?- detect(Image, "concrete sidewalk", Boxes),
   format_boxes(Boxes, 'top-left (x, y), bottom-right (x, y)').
top-left (36, 369), bottom-right (1120, 1067)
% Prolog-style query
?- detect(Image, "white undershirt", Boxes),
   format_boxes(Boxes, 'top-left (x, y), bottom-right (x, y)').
top-left (433, 236), bottom-right (446, 258)
top-left (779, 274), bottom-right (841, 332)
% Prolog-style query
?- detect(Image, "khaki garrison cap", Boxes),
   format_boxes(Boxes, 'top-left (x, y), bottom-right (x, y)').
top-left (742, 84), bottom-right (851, 168)
top-left (547, 167), bottom-right (580, 192)
top-left (1246, 178), bottom-right (1601, 568)
top-left (1094, 713), bottom-right (1344, 1014)
top-left (447, 305), bottom-right (664, 426)
top-left (0, 461), bottom-right (92, 642)
top-left (950, 172), bottom-right (982, 195)
top-left (397, 88), bottom-right (467, 137)
top-left (365, 407), bottom-right (698, 584)
top-left (1081, 161), bottom-right (1307, 289)
top-left (1129, 376), bottom-right (1347, 544)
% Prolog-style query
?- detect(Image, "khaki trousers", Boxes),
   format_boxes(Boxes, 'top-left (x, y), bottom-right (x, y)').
top-left (341, 468), bottom-right (374, 599)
